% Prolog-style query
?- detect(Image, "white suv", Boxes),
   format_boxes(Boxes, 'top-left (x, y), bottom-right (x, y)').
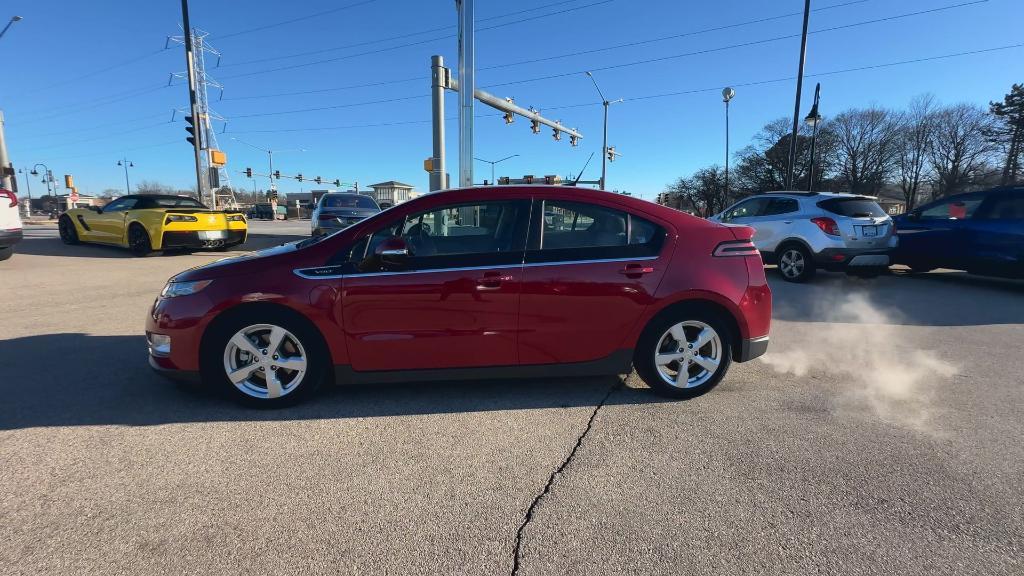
top-left (0, 188), bottom-right (23, 262)
top-left (710, 192), bottom-right (896, 282)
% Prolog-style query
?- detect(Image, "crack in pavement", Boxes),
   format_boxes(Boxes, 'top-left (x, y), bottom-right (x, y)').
top-left (510, 378), bottom-right (622, 576)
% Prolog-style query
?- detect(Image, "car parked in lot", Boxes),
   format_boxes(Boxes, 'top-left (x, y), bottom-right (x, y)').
top-left (147, 186), bottom-right (772, 407)
top-left (59, 194), bottom-right (247, 256)
top-left (709, 191), bottom-right (896, 282)
top-left (0, 188), bottom-right (23, 262)
top-left (893, 186), bottom-right (1024, 278)
top-left (311, 192), bottom-right (380, 236)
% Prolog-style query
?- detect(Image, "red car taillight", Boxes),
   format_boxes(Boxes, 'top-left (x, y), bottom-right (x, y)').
top-left (712, 239), bottom-right (759, 257)
top-left (811, 216), bottom-right (840, 236)
top-left (0, 189), bottom-right (16, 208)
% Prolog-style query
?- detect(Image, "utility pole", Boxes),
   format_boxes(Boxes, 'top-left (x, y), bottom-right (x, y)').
top-left (180, 0), bottom-right (205, 202)
top-left (0, 111), bottom-right (11, 191)
top-left (456, 0), bottom-right (475, 188)
top-left (786, 0), bottom-right (812, 190)
top-left (430, 55), bottom-right (448, 192)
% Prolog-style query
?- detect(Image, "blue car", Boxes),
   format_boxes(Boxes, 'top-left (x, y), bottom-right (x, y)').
top-left (893, 186), bottom-right (1024, 278)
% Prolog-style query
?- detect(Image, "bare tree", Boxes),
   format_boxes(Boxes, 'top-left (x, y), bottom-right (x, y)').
top-left (896, 94), bottom-right (937, 210)
top-left (832, 107), bottom-right (903, 195)
top-left (666, 166), bottom-right (732, 217)
top-left (733, 117), bottom-right (839, 193)
top-left (928, 103), bottom-right (998, 196)
top-left (134, 180), bottom-right (176, 195)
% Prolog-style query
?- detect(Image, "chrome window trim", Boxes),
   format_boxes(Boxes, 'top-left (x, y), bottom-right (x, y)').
top-left (291, 256), bottom-right (656, 280)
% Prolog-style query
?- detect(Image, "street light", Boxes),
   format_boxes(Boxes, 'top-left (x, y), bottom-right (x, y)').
top-left (17, 168), bottom-right (32, 215)
top-left (30, 163), bottom-right (55, 214)
top-left (722, 87), bottom-right (736, 198)
top-left (473, 154), bottom-right (518, 185)
top-left (585, 71), bottom-right (623, 190)
top-left (117, 158), bottom-right (134, 194)
top-left (804, 83), bottom-right (822, 192)
top-left (0, 15), bottom-right (22, 41)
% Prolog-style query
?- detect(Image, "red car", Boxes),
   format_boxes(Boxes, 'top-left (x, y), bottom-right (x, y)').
top-left (147, 186), bottom-right (771, 406)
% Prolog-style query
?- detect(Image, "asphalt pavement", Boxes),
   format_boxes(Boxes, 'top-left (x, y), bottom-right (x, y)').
top-left (1, 222), bottom-right (1021, 575)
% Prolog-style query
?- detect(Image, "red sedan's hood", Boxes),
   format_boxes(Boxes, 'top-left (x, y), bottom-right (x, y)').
top-left (171, 241), bottom-right (307, 281)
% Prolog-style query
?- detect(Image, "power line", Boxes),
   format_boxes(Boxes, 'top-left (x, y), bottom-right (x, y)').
top-left (212, 0), bottom-right (379, 41)
top-left (16, 48), bottom-right (172, 96)
top-left (218, 0), bottom-right (614, 80)
top-left (481, 0), bottom-right (990, 90)
top-left (11, 84), bottom-right (169, 125)
top-left (219, 0), bottom-right (990, 119)
top-left (230, 94), bottom-right (429, 119)
top-left (222, 43), bottom-right (1023, 134)
top-left (478, 0), bottom-right (872, 73)
top-left (19, 122), bottom-right (175, 152)
top-left (15, 113), bottom-right (169, 140)
top-left (222, 76), bottom-right (427, 101)
top-left (217, 0), bottom-right (590, 69)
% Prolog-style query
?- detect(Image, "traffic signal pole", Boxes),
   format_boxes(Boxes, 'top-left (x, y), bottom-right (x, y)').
top-left (430, 55), bottom-right (447, 192)
top-left (457, 0), bottom-right (474, 188)
top-left (180, 0), bottom-right (205, 202)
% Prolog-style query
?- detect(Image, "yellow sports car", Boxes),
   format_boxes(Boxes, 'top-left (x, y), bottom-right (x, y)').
top-left (58, 194), bottom-right (247, 256)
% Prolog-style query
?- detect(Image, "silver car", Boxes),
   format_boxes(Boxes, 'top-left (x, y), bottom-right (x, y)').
top-left (709, 192), bottom-right (897, 282)
top-left (311, 193), bottom-right (381, 237)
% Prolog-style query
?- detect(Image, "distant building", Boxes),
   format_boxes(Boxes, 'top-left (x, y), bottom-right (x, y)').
top-left (367, 181), bottom-right (415, 208)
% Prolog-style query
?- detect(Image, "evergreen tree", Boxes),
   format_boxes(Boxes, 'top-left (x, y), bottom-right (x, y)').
top-left (989, 84), bottom-right (1024, 185)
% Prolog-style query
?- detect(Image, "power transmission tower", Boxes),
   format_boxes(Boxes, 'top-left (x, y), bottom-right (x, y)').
top-left (168, 28), bottom-right (236, 208)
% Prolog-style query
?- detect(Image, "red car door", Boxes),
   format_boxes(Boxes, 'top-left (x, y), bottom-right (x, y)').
top-left (340, 198), bottom-right (530, 372)
top-left (519, 198), bottom-right (672, 365)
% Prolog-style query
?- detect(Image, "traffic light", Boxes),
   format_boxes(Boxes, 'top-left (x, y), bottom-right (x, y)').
top-left (314, 176), bottom-right (322, 184)
top-left (184, 115), bottom-right (199, 147)
top-left (296, 173), bottom-right (303, 182)
top-left (569, 132), bottom-right (579, 147)
top-left (503, 97), bottom-right (514, 124)
top-left (245, 167), bottom-right (252, 178)
top-left (498, 176), bottom-right (510, 185)
top-left (607, 146), bottom-right (616, 162)
top-left (333, 179), bottom-right (341, 187)
top-left (523, 175), bottom-right (534, 184)
top-left (273, 170), bottom-right (281, 180)
top-left (552, 127), bottom-right (561, 142)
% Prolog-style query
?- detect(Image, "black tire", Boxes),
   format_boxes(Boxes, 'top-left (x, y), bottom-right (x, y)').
top-left (777, 243), bottom-right (816, 283)
top-left (0, 246), bottom-right (12, 262)
top-left (634, 305), bottom-right (734, 399)
top-left (201, 307), bottom-right (328, 408)
top-left (127, 223), bottom-right (152, 256)
top-left (58, 215), bottom-right (80, 245)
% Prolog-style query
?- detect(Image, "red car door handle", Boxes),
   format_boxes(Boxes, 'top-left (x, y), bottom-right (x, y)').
top-left (476, 271), bottom-right (513, 288)
top-left (619, 264), bottom-right (655, 278)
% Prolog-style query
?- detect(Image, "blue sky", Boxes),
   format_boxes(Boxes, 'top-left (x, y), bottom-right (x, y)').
top-left (4, 0), bottom-right (1022, 200)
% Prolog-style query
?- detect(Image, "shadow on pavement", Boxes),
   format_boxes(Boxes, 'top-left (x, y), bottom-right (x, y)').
top-left (0, 333), bottom-right (666, 431)
top-left (12, 232), bottom-right (302, 259)
top-left (768, 268), bottom-right (1024, 327)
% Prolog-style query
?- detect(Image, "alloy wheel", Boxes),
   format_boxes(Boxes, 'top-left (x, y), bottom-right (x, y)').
top-left (653, 320), bottom-right (723, 388)
top-left (222, 323), bottom-right (308, 399)
top-left (779, 249), bottom-right (805, 279)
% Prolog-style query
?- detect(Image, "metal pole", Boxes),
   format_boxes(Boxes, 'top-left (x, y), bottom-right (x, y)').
top-left (267, 150), bottom-right (274, 192)
top-left (430, 55), bottom-right (446, 192)
top-left (456, 0), bottom-right (474, 188)
top-left (601, 102), bottom-right (608, 190)
top-left (180, 0), bottom-right (205, 200)
top-left (786, 0), bottom-right (812, 190)
top-left (724, 99), bottom-right (730, 197)
top-left (19, 169), bottom-right (31, 215)
top-left (122, 160), bottom-right (131, 193)
top-left (0, 111), bottom-right (12, 191)
top-left (807, 82), bottom-right (821, 192)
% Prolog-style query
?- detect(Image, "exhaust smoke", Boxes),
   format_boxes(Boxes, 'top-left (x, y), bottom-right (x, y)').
top-left (760, 292), bottom-right (957, 429)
